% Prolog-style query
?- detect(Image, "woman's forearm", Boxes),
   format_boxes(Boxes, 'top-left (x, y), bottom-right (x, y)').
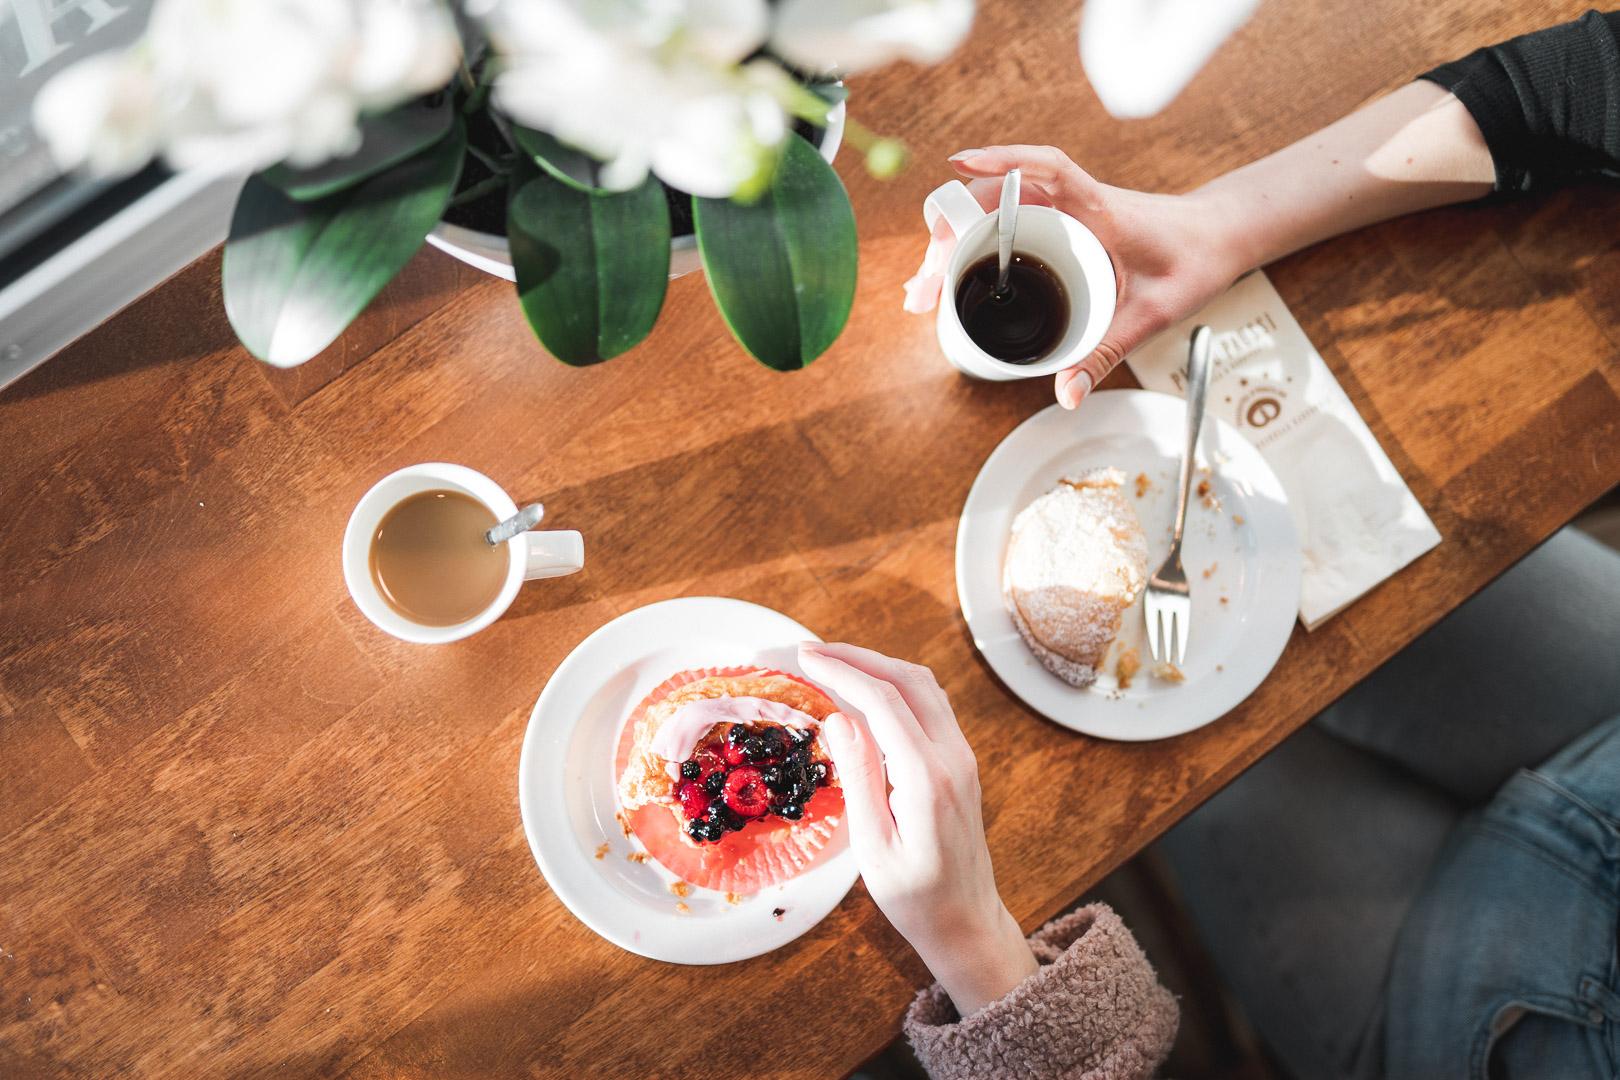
top-left (1195, 80), bottom-right (1495, 276)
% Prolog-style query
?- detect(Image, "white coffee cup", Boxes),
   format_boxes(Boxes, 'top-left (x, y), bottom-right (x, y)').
top-left (342, 463), bottom-right (584, 644)
top-left (925, 179), bottom-right (1117, 381)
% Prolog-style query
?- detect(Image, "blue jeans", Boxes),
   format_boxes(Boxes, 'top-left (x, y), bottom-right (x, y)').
top-left (1159, 528), bottom-right (1620, 1079)
top-left (1387, 716), bottom-right (1620, 1078)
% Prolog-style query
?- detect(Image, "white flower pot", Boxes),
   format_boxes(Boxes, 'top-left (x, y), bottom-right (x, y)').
top-left (427, 101), bottom-right (845, 282)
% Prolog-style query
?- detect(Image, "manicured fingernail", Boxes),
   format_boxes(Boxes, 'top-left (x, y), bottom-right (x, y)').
top-left (799, 641), bottom-right (828, 659)
top-left (948, 149), bottom-right (986, 162)
top-left (1062, 371), bottom-right (1093, 409)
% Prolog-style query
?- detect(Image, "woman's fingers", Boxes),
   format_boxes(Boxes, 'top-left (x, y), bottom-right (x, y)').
top-left (818, 710), bottom-right (897, 856)
top-left (965, 176), bottom-right (1056, 212)
top-left (1054, 301), bottom-right (1170, 409)
top-left (951, 145), bottom-right (1103, 213)
top-left (799, 644), bottom-right (931, 784)
top-left (800, 642), bottom-right (961, 747)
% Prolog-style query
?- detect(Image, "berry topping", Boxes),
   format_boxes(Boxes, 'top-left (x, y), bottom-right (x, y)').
top-left (679, 760), bottom-right (702, 781)
top-left (811, 762), bottom-right (829, 784)
top-left (723, 767), bottom-right (772, 818)
top-left (777, 802), bottom-right (804, 821)
top-left (745, 726), bottom-right (788, 764)
top-left (702, 770), bottom-right (726, 796)
top-left (707, 802), bottom-right (744, 832)
top-left (687, 818), bottom-right (724, 843)
top-left (677, 781), bottom-right (711, 821)
top-left (762, 764), bottom-right (788, 793)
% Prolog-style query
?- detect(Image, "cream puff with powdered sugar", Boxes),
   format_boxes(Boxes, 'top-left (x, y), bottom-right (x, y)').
top-left (1002, 468), bottom-right (1149, 688)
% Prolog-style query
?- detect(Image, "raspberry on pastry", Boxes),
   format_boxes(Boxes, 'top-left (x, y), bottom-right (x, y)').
top-left (613, 667), bottom-right (844, 896)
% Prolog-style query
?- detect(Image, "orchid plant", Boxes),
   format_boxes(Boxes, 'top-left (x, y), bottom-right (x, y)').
top-left (34, 0), bottom-right (972, 371)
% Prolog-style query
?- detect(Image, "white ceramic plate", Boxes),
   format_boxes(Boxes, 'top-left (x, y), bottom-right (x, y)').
top-left (956, 391), bottom-right (1302, 741)
top-left (518, 597), bottom-right (858, 964)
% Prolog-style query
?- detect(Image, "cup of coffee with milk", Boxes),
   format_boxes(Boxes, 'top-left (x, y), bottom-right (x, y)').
top-left (343, 463), bottom-right (584, 644)
top-left (924, 177), bottom-right (1116, 381)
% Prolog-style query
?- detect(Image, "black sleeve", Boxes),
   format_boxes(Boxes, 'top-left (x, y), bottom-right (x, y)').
top-left (1419, 10), bottom-right (1620, 195)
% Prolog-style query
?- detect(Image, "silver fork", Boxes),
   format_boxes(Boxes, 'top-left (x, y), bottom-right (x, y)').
top-left (1145, 324), bottom-right (1214, 665)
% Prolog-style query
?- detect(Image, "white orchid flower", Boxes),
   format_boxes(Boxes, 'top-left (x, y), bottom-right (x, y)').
top-left (32, 0), bottom-right (460, 177)
top-left (768, 0), bottom-right (974, 76)
top-left (482, 0), bottom-right (789, 199)
top-left (32, 52), bottom-right (163, 176)
top-left (1080, 0), bottom-right (1261, 119)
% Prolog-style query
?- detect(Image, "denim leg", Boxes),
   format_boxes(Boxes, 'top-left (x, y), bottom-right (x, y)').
top-left (1315, 528), bottom-right (1620, 804)
top-left (1157, 725), bottom-right (1459, 1080)
top-left (1384, 714), bottom-right (1620, 1079)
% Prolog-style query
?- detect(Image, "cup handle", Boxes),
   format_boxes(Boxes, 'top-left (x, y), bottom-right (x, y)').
top-left (923, 180), bottom-right (985, 238)
top-left (522, 530), bottom-right (584, 580)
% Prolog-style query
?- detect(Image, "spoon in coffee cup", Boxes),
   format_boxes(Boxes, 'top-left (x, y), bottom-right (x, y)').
top-left (485, 502), bottom-right (544, 546)
top-left (995, 168), bottom-right (1021, 297)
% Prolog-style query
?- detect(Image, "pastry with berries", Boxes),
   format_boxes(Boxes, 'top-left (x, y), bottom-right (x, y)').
top-left (614, 666), bottom-right (843, 896)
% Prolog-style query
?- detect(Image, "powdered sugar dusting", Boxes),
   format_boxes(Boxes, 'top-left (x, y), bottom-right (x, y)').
top-left (1002, 468), bottom-right (1149, 687)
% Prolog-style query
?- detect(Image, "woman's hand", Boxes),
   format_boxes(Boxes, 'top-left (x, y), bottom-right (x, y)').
top-left (907, 86), bottom-right (1495, 410)
top-left (946, 146), bottom-right (1244, 409)
top-left (904, 145), bottom-right (1244, 410)
top-left (797, 641), bottom-right (1038, 1018)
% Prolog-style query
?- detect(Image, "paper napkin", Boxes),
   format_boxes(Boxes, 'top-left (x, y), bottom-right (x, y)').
top-left (1125, 270), bottom-right (1440, 629)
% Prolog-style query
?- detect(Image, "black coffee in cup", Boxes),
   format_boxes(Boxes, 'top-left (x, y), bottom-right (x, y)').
top-left (954, 252), bottom-right (1070, 364)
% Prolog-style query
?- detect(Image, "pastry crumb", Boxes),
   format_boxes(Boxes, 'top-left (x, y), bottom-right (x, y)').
top-left (1233, 514), bottom-right (1245, 525)
top-left (675, 902), bottom-right (691, 915)
top-left (1216, 664), bottom-right (1225, 672)
top-left (669, 881), bottom-right (691, 898)
top-left (593, 842), bottom-right (610, 860)
top-left (1134, 472), bottom-right (1151, 498)
top-left (1202, 562), bottom-right (1218, 579)
top-left (616, 810), bottom-right (634, 838)
top-left (725, 892), bottom-right (743, 906)
top-left (1152, 662), bottom-right (1186, 684)
top-left (1196, 479), bottom-right (1211, 498)
top-left (1219, 596), bottom-right (1230, 606)
top-left (626, 851), bottom-right (649, 864)
top-left (1115, 647), bottom-right (1141, 690)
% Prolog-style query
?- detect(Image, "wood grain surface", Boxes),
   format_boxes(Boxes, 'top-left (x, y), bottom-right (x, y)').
top-left (4, 1), bottom-right (1620, 1076)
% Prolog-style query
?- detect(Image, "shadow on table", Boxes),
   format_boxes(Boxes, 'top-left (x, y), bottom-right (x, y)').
top-left (535, 376), bottom-right (1048, 600)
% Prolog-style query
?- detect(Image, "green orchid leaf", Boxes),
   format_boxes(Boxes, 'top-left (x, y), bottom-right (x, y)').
top-left (512, 125), bottom-right (622, 194)
top-left (507, 160), bottom-right (670, 365)
top-left (693, 134), bottom-right (857, 371)
top-left (223, 118), bottom-right (465, 367)
top-left (261, 97), bottom-right (454, 201)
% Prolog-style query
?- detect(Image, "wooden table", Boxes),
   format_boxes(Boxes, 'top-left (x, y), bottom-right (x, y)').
top-left (4, 1), bottom-right (1618, 1075)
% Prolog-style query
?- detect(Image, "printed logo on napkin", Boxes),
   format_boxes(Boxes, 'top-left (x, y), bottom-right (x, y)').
top-left (1125, 270), bottom-right (1440, 629)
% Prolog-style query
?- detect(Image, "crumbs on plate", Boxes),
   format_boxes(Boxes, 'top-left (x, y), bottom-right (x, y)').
top-left (626, 851), bottom-right (649, 864)
top-left (594, 842), bottom-right (610, 860)
top-left (1233, 514), bottom-right (1245, 525)
top-left (669, 881), bottom-right (691, 898)
top-left (1134, 472), bottom-right (1152, 499)
top-left (615, 810), bottom-right (634, 838)
top-left (1115, 647), bottom-right (1141, 690)
top-left (725, 892), bottom-right (743, 906)
top-left (675, 902), bottom-right (691, 915)
top-left (1202, 562), bottom-right (1218, 579)
top-left (1153, 662), bottom-right (1186, 684)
